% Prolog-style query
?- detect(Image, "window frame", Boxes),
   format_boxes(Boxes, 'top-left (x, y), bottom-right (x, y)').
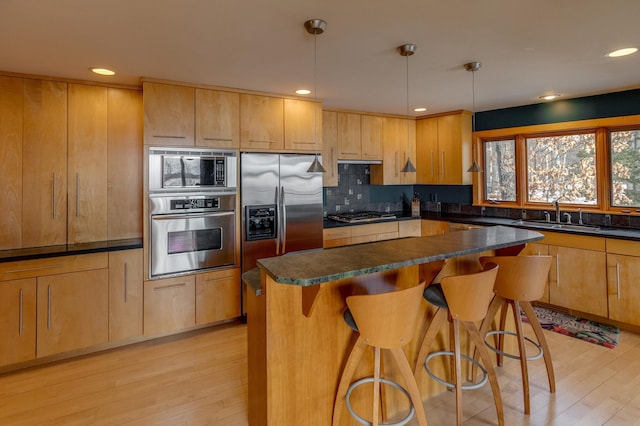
top-left (471, 115), bottom-right (640, 214)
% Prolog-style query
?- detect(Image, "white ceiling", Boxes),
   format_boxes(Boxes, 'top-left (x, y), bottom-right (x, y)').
top-left (2, 0), bottom-right (639, 116)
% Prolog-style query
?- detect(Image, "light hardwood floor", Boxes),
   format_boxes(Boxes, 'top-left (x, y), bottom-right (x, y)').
top-left (1, 321), bottom-right (639, 425)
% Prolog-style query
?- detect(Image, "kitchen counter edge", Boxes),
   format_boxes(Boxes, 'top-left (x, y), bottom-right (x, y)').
top-left (0, 238), bottom-right (144, 263)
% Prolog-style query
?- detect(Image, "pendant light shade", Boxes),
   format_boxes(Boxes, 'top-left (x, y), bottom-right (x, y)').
top-left (465, 61), bottom-right (483, 173)
top-left (399, 43), bottom-right (416, 174)
top-left (305, 19), bottom-right (326, 173)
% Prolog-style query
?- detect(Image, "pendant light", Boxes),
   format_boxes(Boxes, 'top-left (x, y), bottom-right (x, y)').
top-left (399, 44), bottom-right (417, 173)
top-left (305, 19), bottom-right (327, 173)
top-left (465, 61), bottom-right (483, 173)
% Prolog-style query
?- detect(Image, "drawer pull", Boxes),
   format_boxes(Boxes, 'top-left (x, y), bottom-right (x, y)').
top-left (6, 264), bottom-right (65, 274)
top-left (153, 283), bottom-right (186, 291)
top-left (153, 135), bottom-right (186, 139)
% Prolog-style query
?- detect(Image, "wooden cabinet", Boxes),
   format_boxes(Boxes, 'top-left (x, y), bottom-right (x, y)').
top-left (398, 220), bottom-right (421, 238)
top-left (144, 275), bottom-right (196, 335)
top-left (416, 111), bottom-right (472, 185)
top-left (544, 233), bottom-right (607, 317)
top-left (22, 79), bottom-right (68, 248)
top-left (68, 84), bottom-right (108, 244)
top-left (107, 88), bottom-right (143, 240)
top-left (370, 117), bottom-right (416, 185)
top-left (520, 242), bottom-right (551, 303)
top-left (606, 239), bottom-right (640, 326)
top-left (108, 249), bottom-right (143, 341)
top-left (196, 88), bottom-right (240, 148)
top-left (0, 76), bottom-right (23, 250)
top-left (143, 82), bottom-right (195, 146)
top-left (240, 94), bottom-right (284, 151)
top-left (337, 112), bottom-right (362, 160)
top-left (321, 110), bottom-right (339, 187)
top-left (421, 220), bottom-right (449, 236)
top-left (196, 268), bottom-right (241, 325)
top-left (323, 222), bottom-right (398, 248)
top-left (36, 267), bottom-right (108, 358)
top-left (0, 278), bottom-right (36, 367)
top-left (284, 98), bottom-right (322, 152)
top-left (361, 115), bottom-right (383, 161)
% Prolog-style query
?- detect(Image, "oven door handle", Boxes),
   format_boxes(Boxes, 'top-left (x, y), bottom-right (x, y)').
top-left (151, 211), bottom-right (235, 221)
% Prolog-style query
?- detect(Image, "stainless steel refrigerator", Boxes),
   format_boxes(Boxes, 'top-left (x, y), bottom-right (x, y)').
top-left (241, 153), bottom-right (324, 274)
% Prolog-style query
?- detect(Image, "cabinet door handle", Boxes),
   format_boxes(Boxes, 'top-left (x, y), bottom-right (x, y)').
top-left (19, 289), bottom-right (23, 336)
top-left (124, 262), bottom-right (129, 303)
top-left (430, 151), bottom-right (434, 177)
top-left (441, 151), bottom-right (445, 177)
top-left (555, 254), bottom-right (560, 287)
top-left (52, 173), bottom-right (57, 219)
top-left (331, 148), bottom-right (335, 178)
top-left (153, 135), bottom-right (186, 139)
top-left (153, 283), bottom-right (186, 291)
top-left (249, 139), bottom-right (278, 144)
top-left (47, 285), bottom-right (52, 330)
top-left (616, 262), bottom-right (621, 300)
top-left (203, 137), bottom-right (233, 142)
top-left (395, 152), bottom-right (399, 176)
top-left (75, 173), bottom-right (80, 217)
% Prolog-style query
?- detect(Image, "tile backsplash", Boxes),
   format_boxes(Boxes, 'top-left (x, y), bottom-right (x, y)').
top-left (323, 164), bottom-right (405, 215)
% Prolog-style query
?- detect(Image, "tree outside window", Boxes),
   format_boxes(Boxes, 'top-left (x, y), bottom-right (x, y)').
top-left (611, 129), bottom-right (640, 207)
top-left (526, 133), bottom-right (597, 205)
top-left (484, 139), bottom-right (516, 202)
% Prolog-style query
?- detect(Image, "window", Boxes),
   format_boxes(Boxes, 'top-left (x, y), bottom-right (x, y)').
top-left (484, 139), bottom-right (516, 202)
top-left (526, 133), bottom-right (597, 205)
top-left (610, 129), bottom-right (640, 207)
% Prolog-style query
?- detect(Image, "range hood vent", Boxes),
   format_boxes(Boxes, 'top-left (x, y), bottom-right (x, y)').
top-left (336, 159), bottom-right (383, 165)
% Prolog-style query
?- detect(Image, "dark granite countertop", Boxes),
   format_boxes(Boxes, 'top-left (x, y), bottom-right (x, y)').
top-left (0, 238), bottom-right (143, 263)
top-left (256, 225), bottom-right (542, 287)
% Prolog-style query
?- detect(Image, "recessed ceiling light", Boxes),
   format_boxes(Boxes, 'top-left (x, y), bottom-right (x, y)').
top-left (606, 47), bottom-right (638, 58)
top-left (90, 67), bottom-right (115, 76)
top-left (295, 89), bottom-right (311, 95)
top-left (539, 94), bottom-right (560, 101)
top-left (413, 107), bottom-right (427, 112)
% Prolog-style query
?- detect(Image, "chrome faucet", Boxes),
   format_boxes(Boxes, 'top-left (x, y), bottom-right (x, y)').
top-left (543, 211), bottom-right (551, 223)
top-left (563, 212), bottom-right (572, 224)
top-left (578, 208), bottom-right (583, 225)
top-left (552, 199), bottom-right (561, 223)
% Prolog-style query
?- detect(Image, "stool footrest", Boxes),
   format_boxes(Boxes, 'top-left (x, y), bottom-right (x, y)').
top-left (484, 330), bottom-right (543, 361)
top-left (346, 377), bottom-right (415, 426)
top-left (424, 351), bottom-right (489, 391)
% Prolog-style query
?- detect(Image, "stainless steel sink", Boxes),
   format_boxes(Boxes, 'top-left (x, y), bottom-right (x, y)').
top-left (511, 219), bottom-right (601, 233)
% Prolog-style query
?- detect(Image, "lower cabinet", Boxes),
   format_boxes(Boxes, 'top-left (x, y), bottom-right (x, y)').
top-left (421, 220), bottom-right (449, 236)
top-left (0, 278), bottom-right (36, 367)
top-left (144, 275), bottom-right (196, 336)
top-left (36, 268), bottom-right (109, 358)
top-left (196, 268), bottom-right (241, 325)
top-left (108, 249), bottom-right (143, 341)
top-left (606, 239), bottom-right (640, 326)
top-left (323, 222), bottom-right (399, 248)
top-left (398, 219), bottom-right (421, 238)
top-left (520, 242), bottom-right (550, 304)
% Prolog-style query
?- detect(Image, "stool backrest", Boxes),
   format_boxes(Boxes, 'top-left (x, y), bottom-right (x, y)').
top-left (346, 282), bottom-right (426, 349)
top-left (479, 256), bottom-right (552, 301)
top-left (440, 263), bottom-right (499, 322)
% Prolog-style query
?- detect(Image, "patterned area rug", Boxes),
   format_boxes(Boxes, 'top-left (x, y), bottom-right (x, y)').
top-left (522, 306), bottom-right (620, 349)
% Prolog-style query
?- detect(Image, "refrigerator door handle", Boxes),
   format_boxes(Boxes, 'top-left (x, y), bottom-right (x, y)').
top-left (275, 185), bottom-right (281, 255)
top-left (280, 185), bottom-right (287, 254)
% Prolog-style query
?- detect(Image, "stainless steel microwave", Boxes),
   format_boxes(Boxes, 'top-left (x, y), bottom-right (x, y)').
top-left (148, 147), bottom-right (237, 194)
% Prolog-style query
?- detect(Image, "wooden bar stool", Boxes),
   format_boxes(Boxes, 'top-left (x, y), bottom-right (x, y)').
top-left (333, 282), bottom-right (428, 426)
top-left (413, 263), bottom-right (504, 426)
top-left (475, 255), bottom-right (555, 415)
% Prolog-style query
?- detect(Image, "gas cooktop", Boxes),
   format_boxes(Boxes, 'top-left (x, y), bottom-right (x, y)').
top-left (328, 211), bottom-right (397, 223)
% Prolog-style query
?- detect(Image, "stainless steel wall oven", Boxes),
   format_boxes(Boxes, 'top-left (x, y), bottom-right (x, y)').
top-left (148, 147), bottom-right (237, 278)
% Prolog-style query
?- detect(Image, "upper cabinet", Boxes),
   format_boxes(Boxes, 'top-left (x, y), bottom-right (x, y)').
top-left (370, 117), bottom-right (416, 185)
top-left (284, 98), bottom-right (322, 152)
top-left (240, 94), bottom-right (284, 151)
top-left (0, 76), bottom-right (24, 250)
top-left (360, 115), bottom-right (383, 161)
top-left (68, 84), bottom-right (108, 244)
top-left (336, 112), bottom-right (362, 160)
top-left (22, 79), bottom-right (68, 248)
top-left (196, 88), bottom-right (240, 149)
top-left (322, 110), bottom-right (339, 187)
top-left (416, 110), bottom-right (472, 185)
top-left (143, 82), bottom-right (195, 146)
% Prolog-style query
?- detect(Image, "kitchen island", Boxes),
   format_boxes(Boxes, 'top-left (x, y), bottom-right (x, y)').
top-left (245, 225), bottom-right (543, 426)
